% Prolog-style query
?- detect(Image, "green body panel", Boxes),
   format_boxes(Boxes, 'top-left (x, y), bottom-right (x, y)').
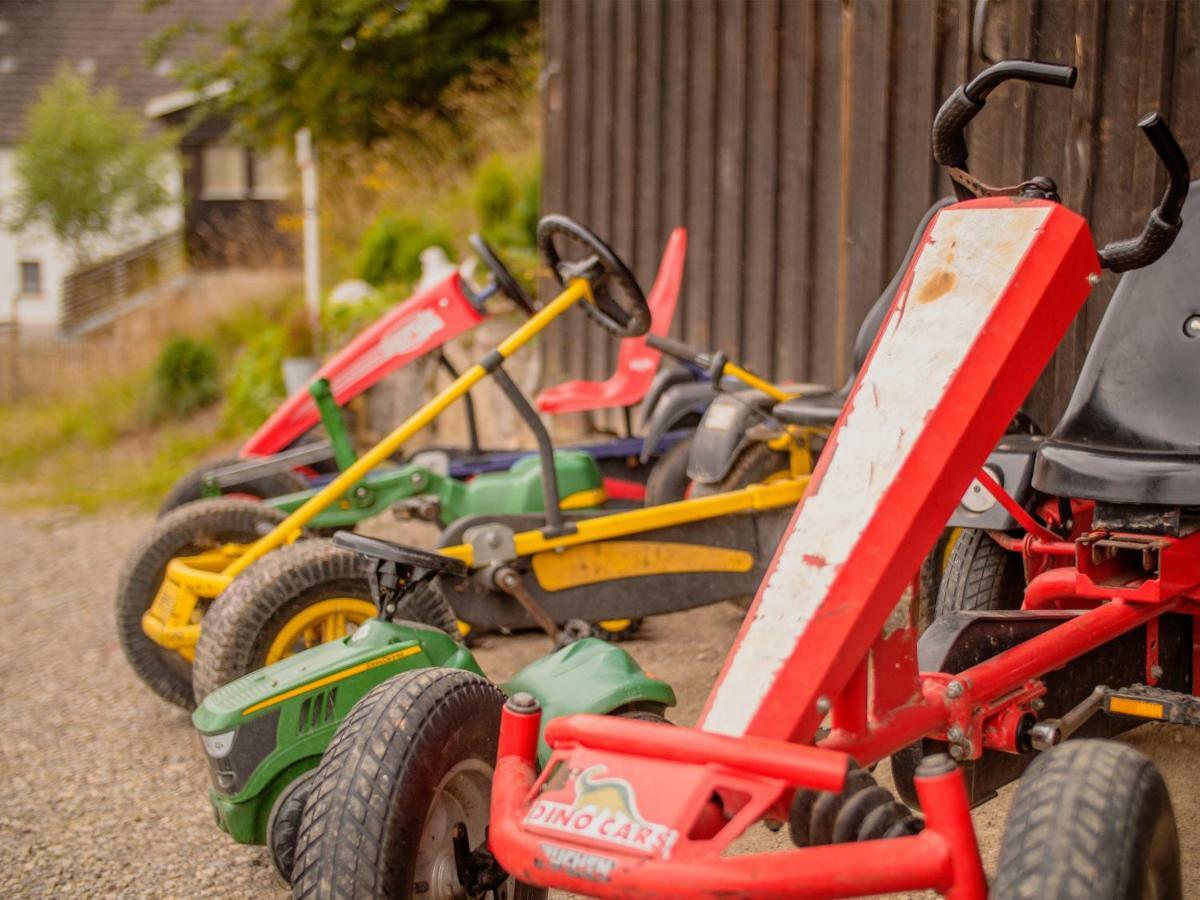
top-left (502, 637), bottom-right (677, 763)
top-left (194, 625), bottom-right (672, 848)
top-left (267, 450), bottom-right (604, 527)
top-left (193, 618), bottom-right (481, 845)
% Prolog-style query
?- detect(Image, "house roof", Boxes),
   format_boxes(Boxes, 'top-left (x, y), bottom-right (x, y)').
top-left (0, 0), bottom-right (279, 145)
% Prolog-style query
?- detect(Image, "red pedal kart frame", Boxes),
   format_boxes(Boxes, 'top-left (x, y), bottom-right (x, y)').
top-left (240, 231), bottom-right (689, 465)
top-left (488, 61), bottom-right (1192, 899)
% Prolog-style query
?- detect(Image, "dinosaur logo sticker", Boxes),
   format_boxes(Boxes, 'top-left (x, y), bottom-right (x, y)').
top-left (524, 765), bottom-right (679, 858)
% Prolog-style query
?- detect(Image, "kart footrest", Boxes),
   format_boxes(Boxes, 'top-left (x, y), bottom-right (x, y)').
top-left (207, 441), bottom-right (337, 488)
top-left (1105, 684), bottom-right (1200, 725)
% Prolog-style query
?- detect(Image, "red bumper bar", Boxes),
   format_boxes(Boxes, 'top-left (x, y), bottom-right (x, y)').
top-left (490, 706), bottom-right (985, 899)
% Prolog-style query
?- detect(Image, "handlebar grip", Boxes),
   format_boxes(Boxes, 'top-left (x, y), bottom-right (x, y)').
top-left (932, 59), bottom-right (1076, 174)
top-left (962, 60), bottom-right (1077, 103)
top-left (1097, 113), bottom-right (1190, 272)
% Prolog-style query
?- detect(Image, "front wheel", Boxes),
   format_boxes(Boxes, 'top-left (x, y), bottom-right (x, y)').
top-left (993, 740), bottom-right (1181, 900)
top-left (158, 455), bottom-right (309, 517)
top-left (116, 498), bottom-right (287, 709)
top-left (191, 540), bottom-right (458, 703)
top-left (290, 668), bottom-right (546, 900)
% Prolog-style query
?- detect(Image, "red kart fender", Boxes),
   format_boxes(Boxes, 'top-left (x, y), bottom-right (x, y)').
top-left (240, 272), bottom-right (484, 457)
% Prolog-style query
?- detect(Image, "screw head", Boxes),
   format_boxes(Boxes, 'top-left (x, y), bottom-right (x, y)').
top-left (355, 486), bottom-right (368, 498)
top-left (1032, 698), bottom-right (1046, 711)
top-left (1185, 315), bottom-right (1200, 338)
top-left (949, 743), bottom-right (966, 760)
top-left (410, 473), bottom-right (423, 484)
top-left (947, 726), bottom-right (965, 742)
top-left (1151, 664), bottom-right (1164, 679)
top-left (945, 680), bottom-right (964, 700)
top-left (815, 696), bottom-right (831, 714)
top-left (506, 692), bottom-right (540, 714)
top-left (1087, 272), bottom-right (1101, 287)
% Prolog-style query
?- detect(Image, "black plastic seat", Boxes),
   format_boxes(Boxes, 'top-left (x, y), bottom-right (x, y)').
top-left (770, 198), bottom-right (954, 428)
top-left (1032, 180), bottom-right (1200, 506)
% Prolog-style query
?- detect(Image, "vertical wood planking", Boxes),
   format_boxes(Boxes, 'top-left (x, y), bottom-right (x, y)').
top-left (540, 0), bottom-right (1197, 406)
top-left (742, 0), bottom-right (781, 374)
top-left (712, 0), bottom-right (750, 359)
top-left (684, 0), bottom-right (719, 350)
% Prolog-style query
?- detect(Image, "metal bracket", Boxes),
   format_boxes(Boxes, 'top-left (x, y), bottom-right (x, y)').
top-left (204, 440), bottom-right (337, 490)
top-left (463, 523), bottom-right (518, 566)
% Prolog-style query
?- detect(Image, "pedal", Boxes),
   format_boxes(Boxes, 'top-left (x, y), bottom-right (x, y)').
top-left (1104, 684), bottom-right (1200, 725)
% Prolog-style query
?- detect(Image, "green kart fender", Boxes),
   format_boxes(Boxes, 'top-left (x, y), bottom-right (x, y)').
top-left (503, 637), bottom-right (677, 765)
top-left (192, 618), bottom-right (483, 845)
top-left (266, 450), bottom-right (604, 528)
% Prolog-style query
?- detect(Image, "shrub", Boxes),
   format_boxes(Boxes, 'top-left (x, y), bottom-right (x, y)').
top-left (148, 336), bottom-right (220, 420)
top-left (473, 153), bottom-right (517, 231)
top-left (222, 326), bottom-right (288, 433)
top-left (356, 213), bottom-right (454, 287)
top-left (514, 163), bottom-right (540, 247)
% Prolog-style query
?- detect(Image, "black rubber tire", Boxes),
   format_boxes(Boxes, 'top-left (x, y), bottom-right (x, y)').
top-left (689, 440), bottom-right (790, 498)
top-left (915, 529), bottom-right (955, 633)
top-left (268, 770), bottom-right (316, 885)
top-left (291, 668), bottom-right (547, 900)
top-left (993, 740), bottom-right (1181, 900)
top-left (157, 455), bottom-right (309, 517)
top-left (192, 540), bottom-right (458, 703)
top-left (117, 498), bottom-right (288, 709)
top-left (642, 435), bottom-right (694, 506)
top-left (936, 527), bottom-right (1025, 618)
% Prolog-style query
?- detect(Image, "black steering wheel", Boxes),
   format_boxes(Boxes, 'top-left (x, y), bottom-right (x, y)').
top-left (333, 531), bottom-right (468, 577)
top-left (468, 233), bottom-right (538, 316)
top-left (536, 215), bottom-right (650, 338)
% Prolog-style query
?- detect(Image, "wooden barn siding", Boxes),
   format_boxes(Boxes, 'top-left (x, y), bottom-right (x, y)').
top-left (540, 0), bottom-right (1198, 430)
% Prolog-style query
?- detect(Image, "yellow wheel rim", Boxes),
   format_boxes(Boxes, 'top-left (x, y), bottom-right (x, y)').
top-left (942, 528), bottom-right (963, 571)
top-left (265, 598), bottom-right (378, 665)
top-left (596, 619), bottom-right (633, 633)
top-left (457, 620), bottom-right (473, 638)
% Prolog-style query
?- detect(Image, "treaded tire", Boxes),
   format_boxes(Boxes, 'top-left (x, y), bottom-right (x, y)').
top-left (158, 455), bottom-right (309, 517)
top-left (291, 668), bottom-right (547, 900)
top-left (116, 498), bottom-right (287, 709)
top-left (992, 740), bottom-right (1181, 900)
top-left (936, 527), bottom-right (1024, 618)
top-left (268, 771), bottom-right (316, 886)
top-left (192, 540), bottom-right (458, 703)
top-left (689, 440), bottom-right (790, 498)
top-left (642, 435), bottom-right (694, 506)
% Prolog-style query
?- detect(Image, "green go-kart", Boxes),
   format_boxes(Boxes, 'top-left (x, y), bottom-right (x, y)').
top-left (193, 530), bottom-right (674, 885)
top-left (217, 375), bottom-right (610, 531)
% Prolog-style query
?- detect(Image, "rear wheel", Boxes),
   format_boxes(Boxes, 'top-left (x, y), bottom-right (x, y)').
top-left (689, 440), bottom-right (791, 499)
top-left (116, 498), bottom-right (287, 709)
top-left (642, 435), bottom-right (694, 506)
top-left (158, 455), bottom-right (309, 517)
top-left (291, 668), bottom-right (546, 900)
top-left (993, 740), bottom-right (1181, 900)
top-left (191, 540), bottom-right (458, 703)
top-left (936, 527), bottom-right (1025, 618)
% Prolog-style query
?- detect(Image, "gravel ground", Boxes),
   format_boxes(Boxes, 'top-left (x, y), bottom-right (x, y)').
top-left (3, 501), bottom-right (1200, 898)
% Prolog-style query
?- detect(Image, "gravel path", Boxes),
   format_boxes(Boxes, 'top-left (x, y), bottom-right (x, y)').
top-left (2, 502), bottom-right (1199, 898)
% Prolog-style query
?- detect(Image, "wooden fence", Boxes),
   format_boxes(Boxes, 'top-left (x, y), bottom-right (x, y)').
top-left (539, 0), bottom-right (1199, 429)
top-left (60, 231), bottom-right (186, 336)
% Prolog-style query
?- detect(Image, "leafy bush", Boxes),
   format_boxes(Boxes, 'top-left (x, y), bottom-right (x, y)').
top-left (356, 213), bottom-right (454, 287)
top-left (222, 326), bottom-right (288, 433)
top-left (514, 163), bottom-right (540, 247)
top-left (148, 336), bottom-right (220, 420)
top-left (473, 153), bottom-right (517, 231)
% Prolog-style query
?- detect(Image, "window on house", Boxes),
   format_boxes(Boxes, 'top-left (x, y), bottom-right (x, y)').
top-left (250, 146), bottom-right (291, 200)
top-left (20, 260), bottom-right (41, 295)
top-left (201, 144), bottom-right (248, 200)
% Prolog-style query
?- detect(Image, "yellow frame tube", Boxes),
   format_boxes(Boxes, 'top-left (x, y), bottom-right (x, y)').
top-left (221, 279), bottom-right (592, 580)
top-left (435, 476), bottom-right (810, 567)
top-left (721, 361), bottom-right (792, 403)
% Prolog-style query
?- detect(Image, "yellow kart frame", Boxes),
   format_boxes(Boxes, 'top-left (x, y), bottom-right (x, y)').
top-left (143, 219), bottom-right (821, 660)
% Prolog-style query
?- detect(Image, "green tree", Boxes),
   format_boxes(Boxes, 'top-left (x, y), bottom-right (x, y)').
top-left (153, 0), bottom-right (538, 148)
top-left (8, 68), bottom-right (177, 259)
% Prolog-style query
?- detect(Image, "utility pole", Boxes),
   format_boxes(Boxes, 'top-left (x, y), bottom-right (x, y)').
top-left (295, 127), bottom-right (321, 345)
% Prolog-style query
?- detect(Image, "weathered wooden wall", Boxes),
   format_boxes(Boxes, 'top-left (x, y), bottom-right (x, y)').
top-left (540, 0), bottom-right (1199, 429)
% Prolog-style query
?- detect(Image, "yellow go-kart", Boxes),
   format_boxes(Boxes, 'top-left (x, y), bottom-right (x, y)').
top-left (121, 216), bottom-right (813, 710)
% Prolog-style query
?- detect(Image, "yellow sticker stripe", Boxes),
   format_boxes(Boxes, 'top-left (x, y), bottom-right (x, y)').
top-left (241, 644), bottom-right (423, 717)
top-left (532, 540), bottom-right (754, 592)
top-left (1108, 696), bottom-right (1166, 720)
